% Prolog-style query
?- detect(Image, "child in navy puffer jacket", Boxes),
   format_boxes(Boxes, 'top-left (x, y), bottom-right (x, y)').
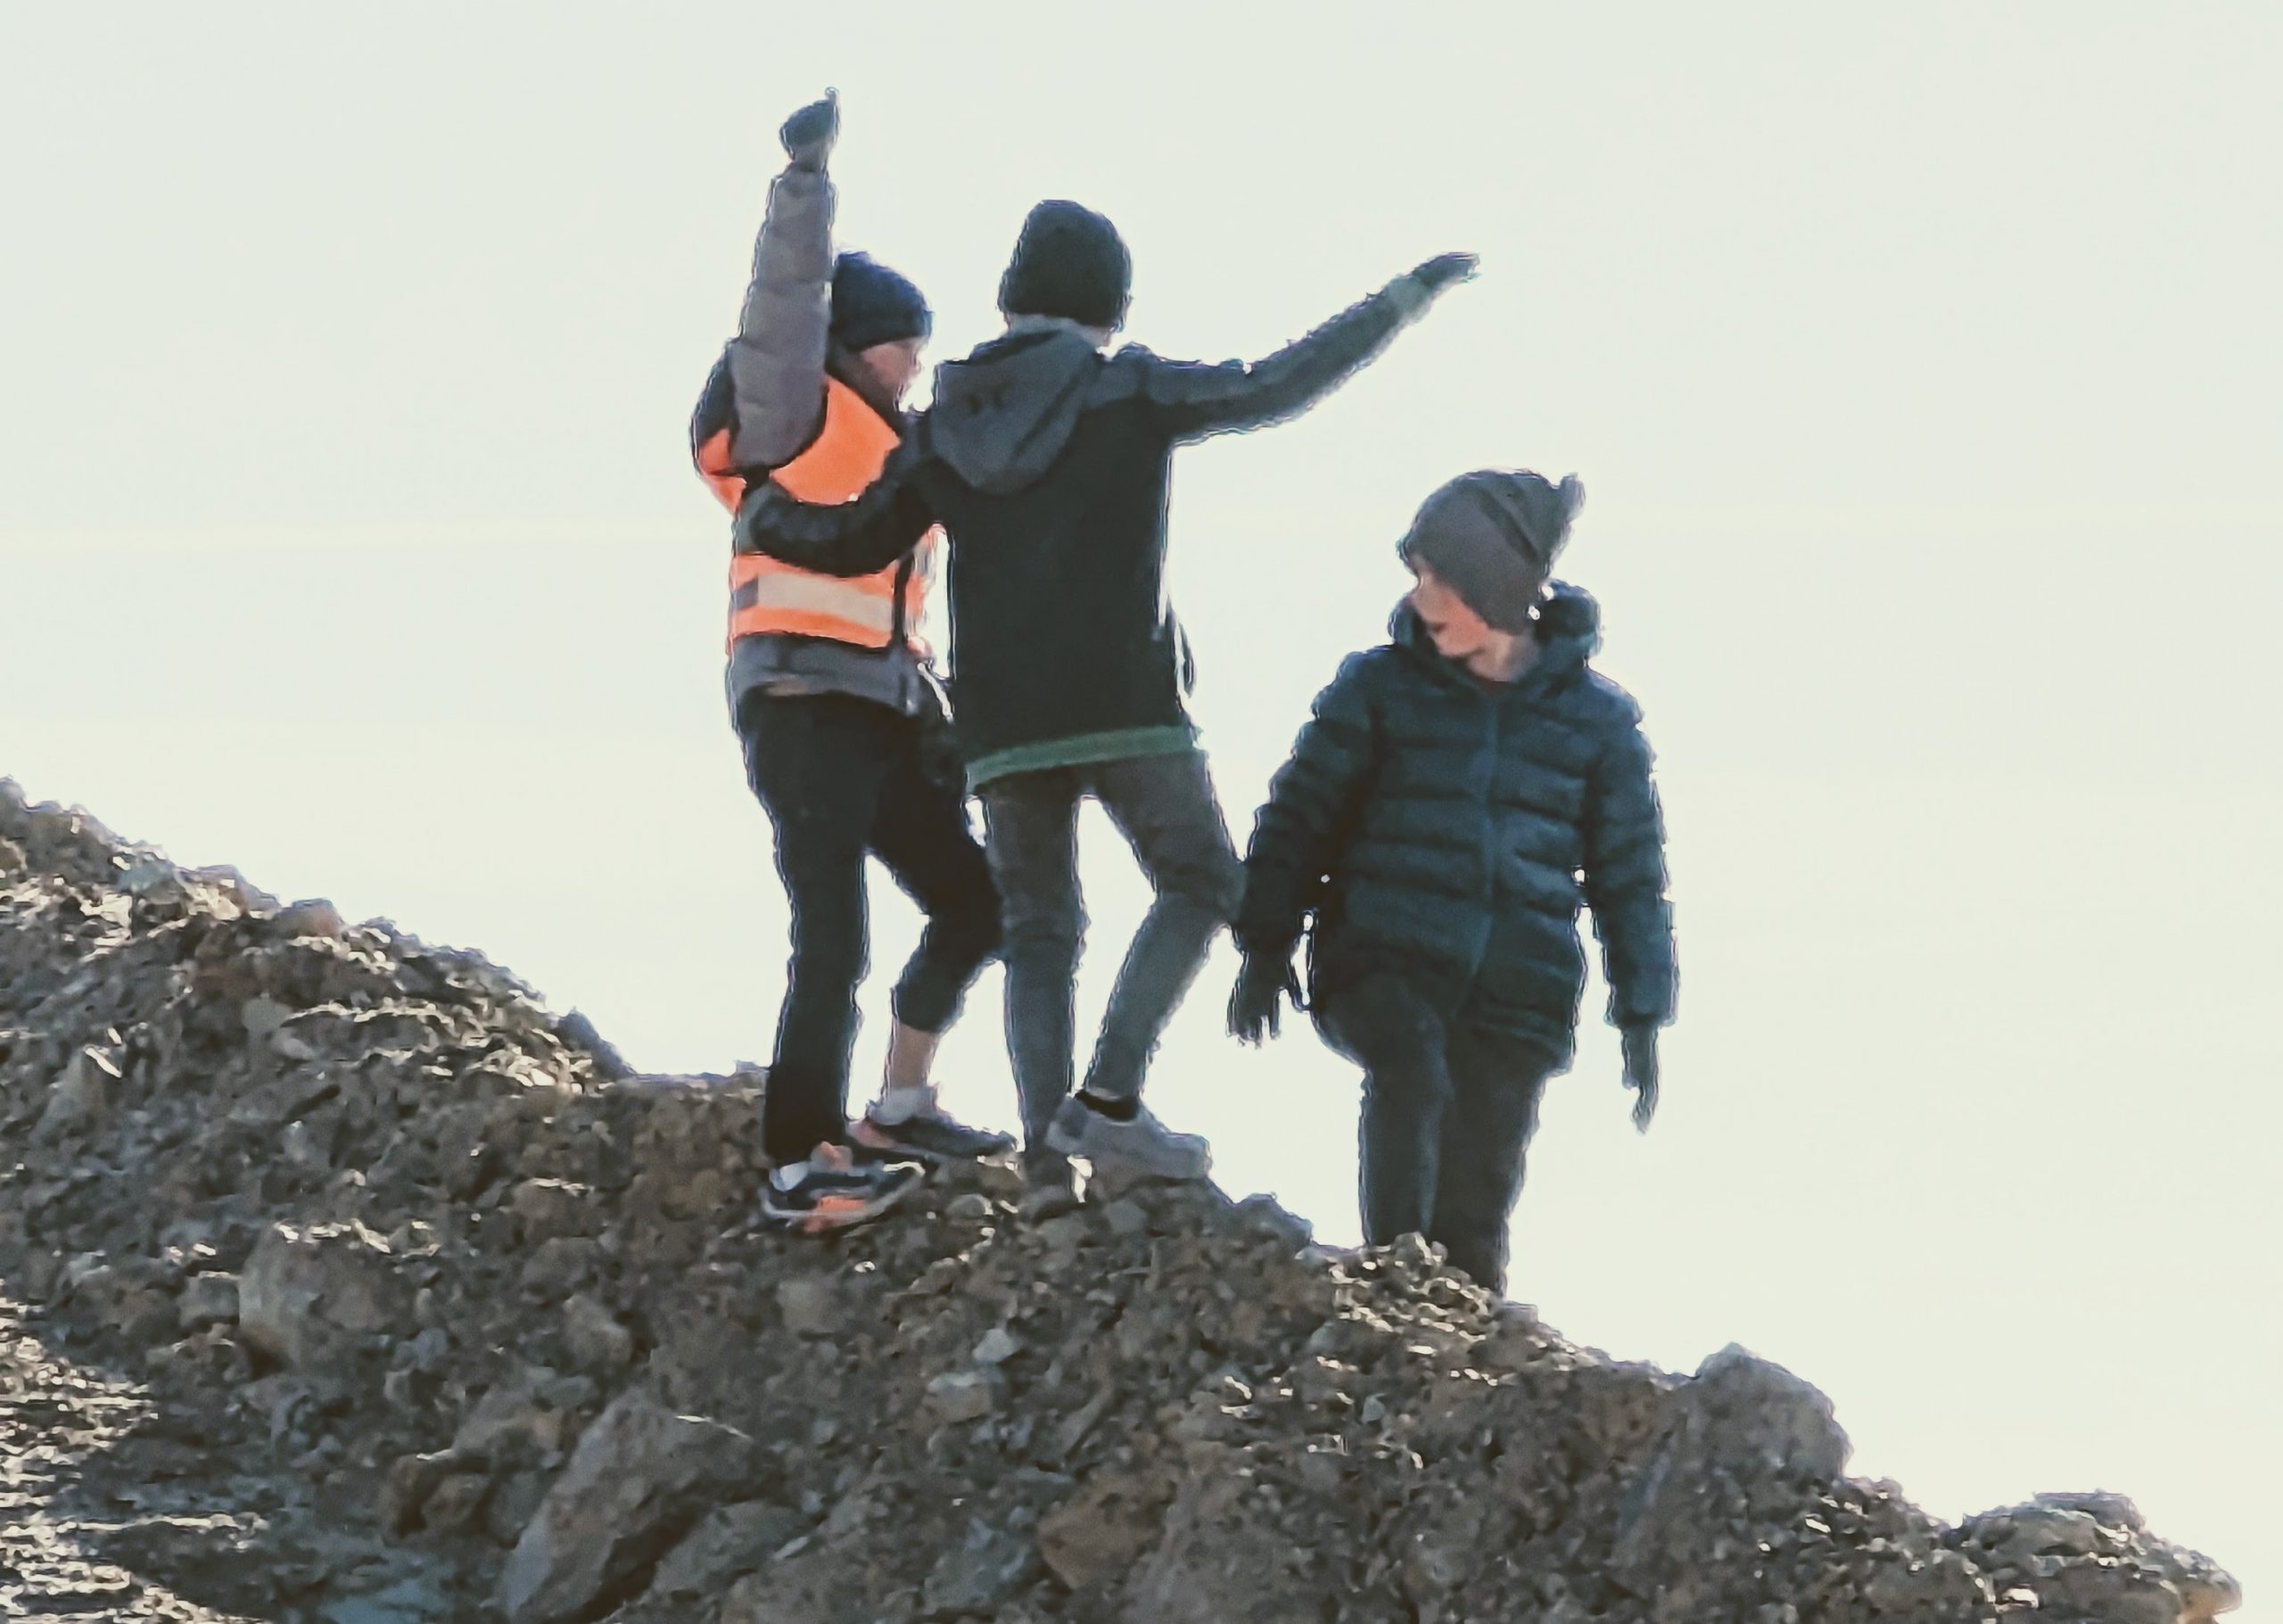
top-left (1230, 471), bottom-right (1677, 1295)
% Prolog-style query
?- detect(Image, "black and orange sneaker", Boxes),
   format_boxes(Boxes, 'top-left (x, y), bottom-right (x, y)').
top-left (759, 1143), bottom-right (924, 1235)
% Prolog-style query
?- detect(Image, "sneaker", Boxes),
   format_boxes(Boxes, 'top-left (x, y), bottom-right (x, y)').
top-left (1044, 1094), bottom-right (1212, 1183)
top-left (853, 1089), bottom-right (1016, 1164)
top-left (759, 1143), bottom-right (925, 1235)
top-left (1016, 1146), bottom-right (1085, 1220)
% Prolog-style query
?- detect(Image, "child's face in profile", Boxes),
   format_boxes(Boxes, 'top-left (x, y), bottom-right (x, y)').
top-left (1406, 562), bottom-right (1497, 662)
top-left (853, 337), bottom-right (927, 408)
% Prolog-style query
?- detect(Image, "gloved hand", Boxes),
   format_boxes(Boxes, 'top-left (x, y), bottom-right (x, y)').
top-left (1620, 1025), bottom-right (1661, 1133)
top-left (1228, 949), bottom-right (1303, 1046)
top-left (780, 89), bottom-right (840, 172)
top-left (1409, 251), bottom-right (1479, 297)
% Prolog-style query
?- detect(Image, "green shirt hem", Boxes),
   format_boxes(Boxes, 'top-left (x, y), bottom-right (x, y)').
top-left (967, 725), bottom-right (1200, 791)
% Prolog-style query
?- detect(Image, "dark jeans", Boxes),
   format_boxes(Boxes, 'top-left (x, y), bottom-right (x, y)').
top-left (741, 694), bottom-right (1001, 1164)
top-left (1318, 975), bottom-right (1557, 1296)
top-left (978, 751), bottom-right (1242, 1148)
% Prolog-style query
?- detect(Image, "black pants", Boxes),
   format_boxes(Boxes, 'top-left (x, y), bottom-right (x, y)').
top-left (1318, 975), bottom-right (1557, 1296)
top-left (741, 694), bottom-right (1001, 1164)
top-left (977, 751), bottom-right (1243, 1149)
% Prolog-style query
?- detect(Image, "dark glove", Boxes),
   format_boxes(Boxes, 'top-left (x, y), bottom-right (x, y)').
top-left (1229, 950), bottom-right (1303, 1046)
top-left (1409, 251), bottom-right (1479, 296)
top-left (780, 89), bottom-right (840, 172)
top-left (1620, 1025), bottom-right (1661, 1133)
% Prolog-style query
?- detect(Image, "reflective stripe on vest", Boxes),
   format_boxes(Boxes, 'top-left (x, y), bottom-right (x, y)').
top-left (699, 375), bottom-right (939, 654)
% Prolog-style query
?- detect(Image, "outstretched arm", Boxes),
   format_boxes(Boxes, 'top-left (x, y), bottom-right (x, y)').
top-left (1144, 252), bottom-right (1476, 442)
top-left (723, 93), bottom-right (841, 472)
top-left (733, 435), bottom-right (940, 578)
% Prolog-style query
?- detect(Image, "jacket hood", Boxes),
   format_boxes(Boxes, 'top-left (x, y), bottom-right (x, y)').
top-left (925, 325), bottom-right (1103, 496)
top-left (1389, 580), bottom-right (1602, 695)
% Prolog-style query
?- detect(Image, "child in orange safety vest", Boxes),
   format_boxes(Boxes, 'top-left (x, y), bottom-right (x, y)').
top-left (690, 92), bottom-right (1007, 1233)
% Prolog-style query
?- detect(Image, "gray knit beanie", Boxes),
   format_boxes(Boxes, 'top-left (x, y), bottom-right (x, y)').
top-left (1397, 469), bottom-right (1586, 632)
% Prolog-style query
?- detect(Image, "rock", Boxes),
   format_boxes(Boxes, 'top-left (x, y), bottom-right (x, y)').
top-left (486, 1468), bottom-right (553, 1547)
top-left (776, 1276), bottom-right (839, 1338)
top-left (1037, 1470), bottom-right (1171, 1589)
top-left (36, 1045), bottom-right (120, 1139)
top-left (406, 1325), bottom-right (451, 1373)
top-left (0, 836), bottom-right (24, 873)
top-left (519, 1237), bottom-right (603, 1299)
top-left (1611, 1344), bottom-right (1851, 1580)
top-left (2180, 1571), bottom-right (2246, 1624)
top-left (70, 1257), bottom-right (181, 1344)
top-left (454, 1384), bottom-right (561, 1463)
top-left (2004, 1504), bottom-right (2108, 1558)
top-left (1103, 1198), bottom-right (1150, 1239)
top-left (381, 1449), bottom-right (480, 1537)
top-left (119, 857), bottom-right (183, 899)
top-left (647, 1500), bottom-right (809, 1602)
top-left (512, 1179), bottom-right (598, 1241)
top-left (1124, 1459), bottom-right (1347, 1624)
top-left (318, 1575), bottom-right (454, 1624)
top-left (276, 898), bottom-right (346, 939)
top-left (241, 996), bottom-right (295, 1041)
top-left (420, 1471), bottom-right (495, 1534)
top-left (0, 791), bottom-right (2245, 1624)
top-left (535, 1373), bottom-right (598, 1414)
top-left (922, 1521), bottom-right (1043, 1617)
top-left (556, 1010), bottom-right (633, 1082)
top-left (1685, 1343), bottom-right (1850, 1479)
top-left (238, 1222), bottom-right (408, 1373)
top-left (563, 1293), bottom-right (635, 1371)
top-left (177, 1273), bottom-right (242, 1331)
top-left (496, 1388), bottom-right (757, 1624)
top-left (927, 1370), bottom-right (999, 1425)
top-left (2040, 1563), bottom-right (2184, 1624)
top-left (2037, 1490), bottom-right (2147, 1532)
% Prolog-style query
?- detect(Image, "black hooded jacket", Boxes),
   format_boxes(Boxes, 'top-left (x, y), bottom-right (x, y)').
top-left (733, 278), bottom-right (1433, 785)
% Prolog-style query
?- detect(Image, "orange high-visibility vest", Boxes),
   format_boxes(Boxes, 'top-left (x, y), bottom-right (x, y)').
top-left (696, 375), bottom-right (940, 654)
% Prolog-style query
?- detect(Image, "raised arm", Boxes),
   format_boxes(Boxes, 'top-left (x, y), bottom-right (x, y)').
top-left (1237, 655), bottom-right (1384, 958)
top-left (722, 94), bottom-right (841, 472)
top-left (1143, 252), bottom-right (1476, 443)
top-left (733, 434), bottom-right (940, 579)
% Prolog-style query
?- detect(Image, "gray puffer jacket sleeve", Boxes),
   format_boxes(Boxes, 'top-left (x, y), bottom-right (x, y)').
top-left (724, 161), bottom-right (835, 471)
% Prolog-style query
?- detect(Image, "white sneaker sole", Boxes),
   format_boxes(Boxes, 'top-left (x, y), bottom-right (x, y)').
top-left (1045, 1122), bottom-right (1210, 1183)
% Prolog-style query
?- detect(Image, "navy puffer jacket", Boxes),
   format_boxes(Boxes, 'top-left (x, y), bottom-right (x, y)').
top-left (1238, 583), bottom-right (1676, 1059)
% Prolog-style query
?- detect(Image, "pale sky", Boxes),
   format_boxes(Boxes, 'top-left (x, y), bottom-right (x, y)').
top-left (4, 1), bottom-right (2278, 1604)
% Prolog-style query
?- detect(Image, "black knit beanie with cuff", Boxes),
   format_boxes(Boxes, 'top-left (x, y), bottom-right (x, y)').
top-left (998, 201), bottom-right (1133, 330)
top-left (830, 251), bottom-right (932, 354)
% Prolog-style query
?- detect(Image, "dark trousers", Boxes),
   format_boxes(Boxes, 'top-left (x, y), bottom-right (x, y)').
top-left (741, 694), bottom-right (1001, 1164)
top-left (978, 751), bottom-right (1242, 1148)
top-left (1318, 975), bottom-right (1557, 1296)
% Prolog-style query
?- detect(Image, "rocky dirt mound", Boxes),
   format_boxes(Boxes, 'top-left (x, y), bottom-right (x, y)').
top-left (0, 779), bottom-right (2242, 1624)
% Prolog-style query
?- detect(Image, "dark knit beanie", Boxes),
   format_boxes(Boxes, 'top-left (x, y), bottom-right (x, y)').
top-left (830, 252), bottom-right (931, 354)
top-left (997, 201), bottom-right (1132, 329)
top-left (1397, 470), bottom-right (1587, 633)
